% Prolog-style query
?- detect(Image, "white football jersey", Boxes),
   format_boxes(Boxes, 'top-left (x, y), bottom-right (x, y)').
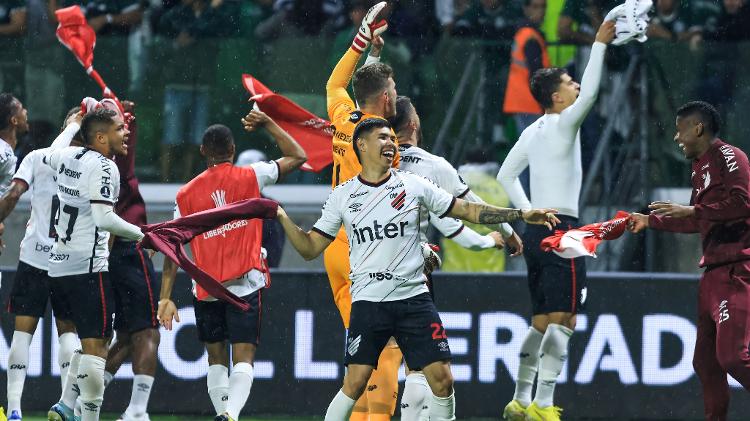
top-left (0, 138), bottom-right (17, 196)
top-left (398, 144), bottom-right (469, 241)
top-left (43, 146), bottom-right (120, 277)
top-left (313, 169), bottom-right (455, 302)
top-left (12, 149), bottom-right (59, 270)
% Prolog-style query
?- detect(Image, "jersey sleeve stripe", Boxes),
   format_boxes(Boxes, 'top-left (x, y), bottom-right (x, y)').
top-left (457, 187), bottom-right (470, 198)
top-left (447, 225), bottom-right (465, 238)
top-left (439, 197), bottom-right (457, 218)
top-left (312, 226), bottom-right (336, 240)
top-left (11, 177), bottom-right (29, 190)
top-left (90, 200), bottom-right (115, 205)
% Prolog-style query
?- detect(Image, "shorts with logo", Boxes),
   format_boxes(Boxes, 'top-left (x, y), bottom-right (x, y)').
top-left (7, 261), bottom-right (72, 319)
top-left (345, 293), bottom-right (451, 370)
top-left (193, 290), bottom-right (263, 345)
top-left (522, 215), bottom-right (587, 315)
top-left (109, 240), bottom-right (160, 333)
top-left (50, 272), bottom-right (114, 339)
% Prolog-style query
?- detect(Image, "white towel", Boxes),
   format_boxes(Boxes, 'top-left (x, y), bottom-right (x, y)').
top-left (605, 0), bottom-right (653, 46)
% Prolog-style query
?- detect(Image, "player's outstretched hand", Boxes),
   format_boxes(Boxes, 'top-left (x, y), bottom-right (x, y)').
top-left (648, 201), bottom-right (695, 218)
top-left (66, 110), bottom-right (84, 127)
top-left (488, 231), bottom-right (505, 250)
top-left (628, 213), bottom-right (649, 233)
top-left (241, 109), bottom-right (271, 132)
top-left (522, 209), bottom-right (560, 230)
top-left (505, 231), bottom-right (524, 256)
top-left (422, 243), bottom-right (442, 275)
top-left (158, 298), bottom-right (180, 330)
top-left (352, 1), bottom-right (388, 53)
top-left (595, 20), bottom-right (616, 44)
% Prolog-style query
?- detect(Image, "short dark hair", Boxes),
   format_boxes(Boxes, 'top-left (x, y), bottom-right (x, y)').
top-left (352, 118), bottom-right (391, 163)
top-left (530, 67), bottom-right (567, 109)
top-left (0, 93), bottom-right (19, 131)
top-left (202, 124), bottom-right (234, 157)
top-left (676, 100), bottom-right (721, 135)
top-left (387, 96), bottom-right (415, 134)
top-left (352, 62), bottom-right (394, 107)
top-left (80, 108), bottom-right (117, 145)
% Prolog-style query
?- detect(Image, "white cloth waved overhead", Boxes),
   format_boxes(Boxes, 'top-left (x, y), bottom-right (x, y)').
top-left (605, 0), bottom-right (653, 46)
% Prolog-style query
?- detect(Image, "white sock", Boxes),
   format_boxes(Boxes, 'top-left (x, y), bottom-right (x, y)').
top-left (58, 332), bottom-right (79, 392)
top-left (103, 371), bottom-right (114, 389)
top-left (428, 392), bottom-right (456, 421)
top-left (207, 364), bottom-right (229, 415)
top-left (401, 373), bottom-right (430, 421)
top-left (78, 355), bottom-right (106, 421)
top-left (227, 363), bottom-right (254, 420)
top-left (324, 389), bottom-right (356, 421)
top-left (61, 350), bottom-right (82, 408)
top-left (513, 327), bottom-right (544, 407)
top-left (124, 374), bottom-right (154, 417)
top-left (534, 323), bottom-right (573, 408)
top-left (7, 331), bottom-right (32, 415)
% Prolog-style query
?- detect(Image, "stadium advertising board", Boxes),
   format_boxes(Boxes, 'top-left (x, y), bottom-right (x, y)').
top-left (1, 270), bottom-right (748, 419)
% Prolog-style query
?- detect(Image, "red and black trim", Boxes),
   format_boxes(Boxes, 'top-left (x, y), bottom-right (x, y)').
top-left (312, 226), bottom-right (336, 240)
top-left (439, 197), bottom-right (457, 218)
top-left (357, 172), bottom-right (391, 187)
top-left (570, 259), bottom-right (577, 314)
top-left (98, 272), bottom-right (107, 337)
top-left (391, 190), bottom-right (406, 210)
top-left (256, 289), bottom-right (263, 345)
top-left (447, 225), bottom-right (465, 239)
top-left (137, 247), bottom-right (158, 327)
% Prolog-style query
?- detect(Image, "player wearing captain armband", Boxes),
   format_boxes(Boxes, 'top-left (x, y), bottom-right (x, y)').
top-left (275, 118), bottom-right (559, 421)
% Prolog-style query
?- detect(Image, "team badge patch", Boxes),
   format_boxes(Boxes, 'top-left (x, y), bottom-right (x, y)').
top-left (349, 111), bottom-right (364, 123)
top-left (100, 185), bottom-right (111, 198)
top-left (391, 190), bottom-right (406, 210)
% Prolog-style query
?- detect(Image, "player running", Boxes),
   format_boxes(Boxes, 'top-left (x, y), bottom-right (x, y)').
top-left (275, 118), bottom-right (559, 421)
top-left (497, 21), bottom-right (614, 421)
top-left (629, 101), bottom-right (750, 421)
top-left (157, 110), bottom-right (306, 421)
top-left (44, 108), bottom-right (145, 421)
top-left (1, 108), bottom-right (82, 421)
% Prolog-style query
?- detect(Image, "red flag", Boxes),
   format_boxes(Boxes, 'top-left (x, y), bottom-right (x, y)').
top-left (55, 6), bottom-right (122, 111)
top-left (540, 211), bottom-right (631, 258)
top-left (242, 74), bottom-right (333, 172)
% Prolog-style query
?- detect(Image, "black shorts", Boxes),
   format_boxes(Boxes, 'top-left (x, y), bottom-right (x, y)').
top-left (109, 241), bottom-right (160, 333)
top-left (522, 215), bottom-right (588, 315)
top-left (50, 272), bottom-right (114, 339)
top-left (345, 293), bottom-right (451, 370)
top-left (7, 261), bottom-right (72, 319)
top-left (193, 290), bottom-right (263, 345)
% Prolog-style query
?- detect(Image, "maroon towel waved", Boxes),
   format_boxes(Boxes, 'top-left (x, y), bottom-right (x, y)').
top-left (140, 198), bottom-right (279, 310)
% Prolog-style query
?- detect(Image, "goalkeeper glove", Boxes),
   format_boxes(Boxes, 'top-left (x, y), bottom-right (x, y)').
top-left (351, 1), bottom-right (388, 54)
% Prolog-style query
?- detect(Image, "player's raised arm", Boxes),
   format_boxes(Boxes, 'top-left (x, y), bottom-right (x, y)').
top-left (241, 109), bottom-right (307, 178)
top-left (558, 21), bottom-right (614, 131)
top-left (326, 1), bottom-right (388, 119)
top-left (276, 206), bottom-right (334, 260)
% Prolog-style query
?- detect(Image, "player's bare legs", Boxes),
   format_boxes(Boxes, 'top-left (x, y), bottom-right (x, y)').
top-left (421, 360), bottom-right (455, 420)
top-left (325, 364), bottom-right (375, 421)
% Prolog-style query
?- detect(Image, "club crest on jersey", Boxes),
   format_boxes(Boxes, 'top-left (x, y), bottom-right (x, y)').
top-left (349, 111), bottom-right (364, 123)
top-left (211, 190), bottom-right (227, 208)
top-left (100, 185), bottom-right (111, 198)
top-left (391, 190), bottom-right (406, 210)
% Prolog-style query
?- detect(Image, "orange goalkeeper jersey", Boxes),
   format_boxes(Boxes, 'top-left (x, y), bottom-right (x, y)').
top-left (326, 48), bottom-right (399, 242)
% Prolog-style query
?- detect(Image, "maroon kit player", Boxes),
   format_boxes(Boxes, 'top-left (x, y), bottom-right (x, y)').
top-left (629, 101), bottom-right (750, 420)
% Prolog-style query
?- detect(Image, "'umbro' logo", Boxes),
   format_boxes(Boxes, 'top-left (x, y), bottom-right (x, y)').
top-left (349, 203), bottom-right (363, 213)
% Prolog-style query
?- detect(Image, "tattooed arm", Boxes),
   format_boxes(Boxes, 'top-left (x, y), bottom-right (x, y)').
top-left (448, 199), bottom-right (560, 229)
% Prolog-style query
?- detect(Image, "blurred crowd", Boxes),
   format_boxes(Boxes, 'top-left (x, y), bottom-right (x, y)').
top-left (1, 0), bottom-right (750, 182)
